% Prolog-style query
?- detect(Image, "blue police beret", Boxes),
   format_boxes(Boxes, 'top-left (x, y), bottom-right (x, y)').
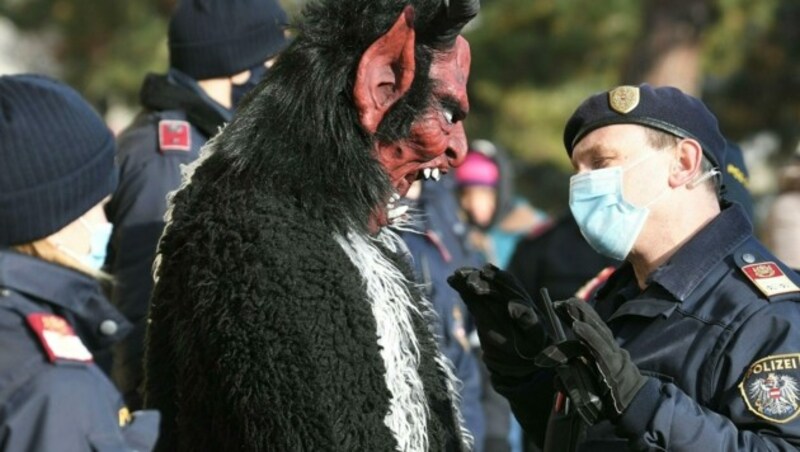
top-left (563, 84), bottom-right (726, 169)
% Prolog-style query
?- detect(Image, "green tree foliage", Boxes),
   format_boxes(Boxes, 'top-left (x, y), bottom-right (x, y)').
top-left (704, 0), bottom-right (799, 155)
top-left (464, 0), bottom-right (642, 170)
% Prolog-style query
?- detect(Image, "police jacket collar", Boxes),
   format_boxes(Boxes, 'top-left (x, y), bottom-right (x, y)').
top-left (596, 204), bottom-right (752, 320)
top-left (648, 203), bottom-right (751, 301)
top-left (139, 70), bottom-right (232, 138)
top-left (0, 250), bottom-right (131, 346)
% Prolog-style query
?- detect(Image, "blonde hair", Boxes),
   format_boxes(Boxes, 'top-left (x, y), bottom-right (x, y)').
top-left (12, 239), bottom-right (111, 281)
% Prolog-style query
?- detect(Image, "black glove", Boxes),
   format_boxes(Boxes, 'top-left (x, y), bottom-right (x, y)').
top-left (447, 264), bottom-right (547, 378)
top-left (548, 298), bottom-right (648, 417)
top-left (535, 339), bottom-right (605, 425)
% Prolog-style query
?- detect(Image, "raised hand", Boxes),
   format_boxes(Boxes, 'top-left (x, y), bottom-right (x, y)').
top-left (447, 264), bottom-right (547, 378)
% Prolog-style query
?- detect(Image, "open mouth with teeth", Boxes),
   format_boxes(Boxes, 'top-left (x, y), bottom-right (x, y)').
top-left (419, 167), bottom-right (442, 182)
top-left (370, 165), bottom-right (447, 233)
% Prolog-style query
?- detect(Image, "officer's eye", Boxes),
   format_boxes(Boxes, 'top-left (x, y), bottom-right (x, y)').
top-left (592, 157), bottom-right (608, 168)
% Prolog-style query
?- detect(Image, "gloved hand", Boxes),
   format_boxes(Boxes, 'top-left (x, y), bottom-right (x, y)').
top-left (447, 264), bottom-right (547, 378)
top-left (546, 298), bottom-right (648, 417)
top-left (535, 339), bottom-right (605, 425)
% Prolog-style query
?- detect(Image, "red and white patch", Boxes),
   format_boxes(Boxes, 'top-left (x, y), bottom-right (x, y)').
top-left (741, 262), bottom-right (800, 297)
top-left (26, 313), bottom-right (93, 363)
top-left (158, 119), bottom-right (191, 152)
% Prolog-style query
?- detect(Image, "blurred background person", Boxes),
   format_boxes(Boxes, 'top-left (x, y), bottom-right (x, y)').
top-left (400, 177), bottom-right (486, 451)
top-left (508, 213), bottom-right (619, 305)
top-left (765, 148), bottom-right (800, 271)
top-left (453, 139), bottom-right (548, 452)
top-left (455, 139), bottom-right (549, 269)
top-left (104, 0), bottom-right (290, 410)
top-left (0, 74), bottom-right (159, 451)
top-left (720, 140), bottom-right (756, 224)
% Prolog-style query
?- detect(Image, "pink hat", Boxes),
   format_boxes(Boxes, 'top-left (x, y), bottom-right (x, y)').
top-left (455, 151), bottom-right (499, 187)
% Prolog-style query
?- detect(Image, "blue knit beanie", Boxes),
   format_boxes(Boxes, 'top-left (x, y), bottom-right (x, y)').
top-left (168, 0), bottom-right (290, 79)
top-left (0, 74), bottom-right (117, 247)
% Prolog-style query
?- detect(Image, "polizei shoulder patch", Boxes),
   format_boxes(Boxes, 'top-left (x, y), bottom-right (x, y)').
top-left (739, 354), bottom-right (800, 423)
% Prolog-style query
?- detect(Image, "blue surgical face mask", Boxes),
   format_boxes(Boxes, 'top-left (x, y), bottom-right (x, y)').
top-left (81, 219), bottom-right (113, 271)
top-left (59, 218), bottom-right (113, 271)
top-left (231, 63), bottom-right (267, 109)
top-left (569, 153), bottom-right (668, 261)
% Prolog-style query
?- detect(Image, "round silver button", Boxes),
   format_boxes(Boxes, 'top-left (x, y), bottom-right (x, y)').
top-left (0, 289), bottom-right (10, 297)
top-left (99, 320), bottom-right (119, 336)
top-left (742, 253), bottom-right (756, 264)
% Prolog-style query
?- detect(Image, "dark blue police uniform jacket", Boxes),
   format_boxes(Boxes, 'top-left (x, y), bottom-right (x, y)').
top-left (498, 204), bottom-right (800, 450)
top-left (0, 250), bottom-right (159, 451)
top-left (105, 70), bottom-right (232, 409)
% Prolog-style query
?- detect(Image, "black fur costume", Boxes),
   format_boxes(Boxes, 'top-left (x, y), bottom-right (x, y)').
top-left (143, 0), bottom-right (478, 450)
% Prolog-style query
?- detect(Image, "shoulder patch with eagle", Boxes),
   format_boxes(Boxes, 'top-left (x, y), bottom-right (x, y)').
top-left (739, 354), bottom-right (800, 423)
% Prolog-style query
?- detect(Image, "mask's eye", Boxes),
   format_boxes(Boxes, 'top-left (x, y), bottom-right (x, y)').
top-left (443, 109), bottom-right (454, 125)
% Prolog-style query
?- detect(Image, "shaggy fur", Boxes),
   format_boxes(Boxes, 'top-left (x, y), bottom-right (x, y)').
top-left (144, 0), bottom-right (478, 450)
top-left (146, 154), bottom-right (467, 450)
top-left (336, 230), bottom-right (472, 451)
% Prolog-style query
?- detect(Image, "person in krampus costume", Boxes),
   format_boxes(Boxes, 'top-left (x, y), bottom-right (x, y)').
top-left (143, 0), bottom-right (480, 450)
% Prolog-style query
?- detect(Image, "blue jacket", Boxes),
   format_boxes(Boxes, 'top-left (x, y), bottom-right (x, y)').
top-left (400, 178), bottom-right (487, 450)
top-left (497, 204), bottom-right (800, 450)
top-left (105, 70), bottom-right (231, 408)
top-left (0, 250), bottom-right (159, 451)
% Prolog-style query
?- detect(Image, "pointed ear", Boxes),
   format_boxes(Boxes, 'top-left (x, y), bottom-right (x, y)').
top-left (354, 6), bottom-right (416, 134)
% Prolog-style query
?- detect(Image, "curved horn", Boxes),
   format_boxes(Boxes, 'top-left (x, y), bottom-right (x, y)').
top-left (432, 0), bottom-right (480, 47)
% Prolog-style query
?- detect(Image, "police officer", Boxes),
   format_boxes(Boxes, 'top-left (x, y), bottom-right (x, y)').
top-left (450, 84), bottom-right (800, 450)
top-left (105, 0), bottom-right (290, 410)
top-left (0, 74), bottom-right (159, 451)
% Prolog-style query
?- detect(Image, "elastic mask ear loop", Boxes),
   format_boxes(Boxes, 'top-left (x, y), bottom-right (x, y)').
top-left (621, 151), bottom-right (670, 208)
top-left (643, 184), bottom-right (672, 208)
top-left (687, 168), bottom-right (721, 190)
top-left (53, 217), bottom-right (94, 262)
top-left (79, 217), bottom-right (95, 233)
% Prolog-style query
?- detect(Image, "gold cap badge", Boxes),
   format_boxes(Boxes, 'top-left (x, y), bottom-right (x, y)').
top-left (608, 86), bottom-right (640, 114)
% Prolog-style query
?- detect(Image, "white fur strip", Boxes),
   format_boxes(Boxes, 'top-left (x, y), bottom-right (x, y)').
top-left (336, 230), bottom-right (429, 452)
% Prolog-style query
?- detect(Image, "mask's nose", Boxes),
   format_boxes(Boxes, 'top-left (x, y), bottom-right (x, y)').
top-left (446, 123), bottom-right (468, 167)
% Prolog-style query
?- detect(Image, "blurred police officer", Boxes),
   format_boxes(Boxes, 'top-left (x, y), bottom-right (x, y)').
top-left (105, 0), bottom-right (290, 410)
top-left (0, 74), bottom-right (159, 451)
top-left (450, 84), bottom-right (800, 450)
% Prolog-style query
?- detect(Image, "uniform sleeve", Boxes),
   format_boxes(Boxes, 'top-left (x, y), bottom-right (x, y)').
top-left (106, 121), bottom-right (188, 321)
top-left (1, 365), bottom-right (151, 452)
top-left (105, 122), bottom-right (192, 409)
top-left (617, 300), bottom-right (800, 451)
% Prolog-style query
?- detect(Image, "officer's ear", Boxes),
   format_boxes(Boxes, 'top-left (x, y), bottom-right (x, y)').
top-left (353, 6), bottom-right (416, 134)
top-left (670, 138), bottom-right (704, 187)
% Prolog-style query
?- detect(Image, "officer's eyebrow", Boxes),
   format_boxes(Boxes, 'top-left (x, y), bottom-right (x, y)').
top-left (573, 143), bottom-right (618, 169)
